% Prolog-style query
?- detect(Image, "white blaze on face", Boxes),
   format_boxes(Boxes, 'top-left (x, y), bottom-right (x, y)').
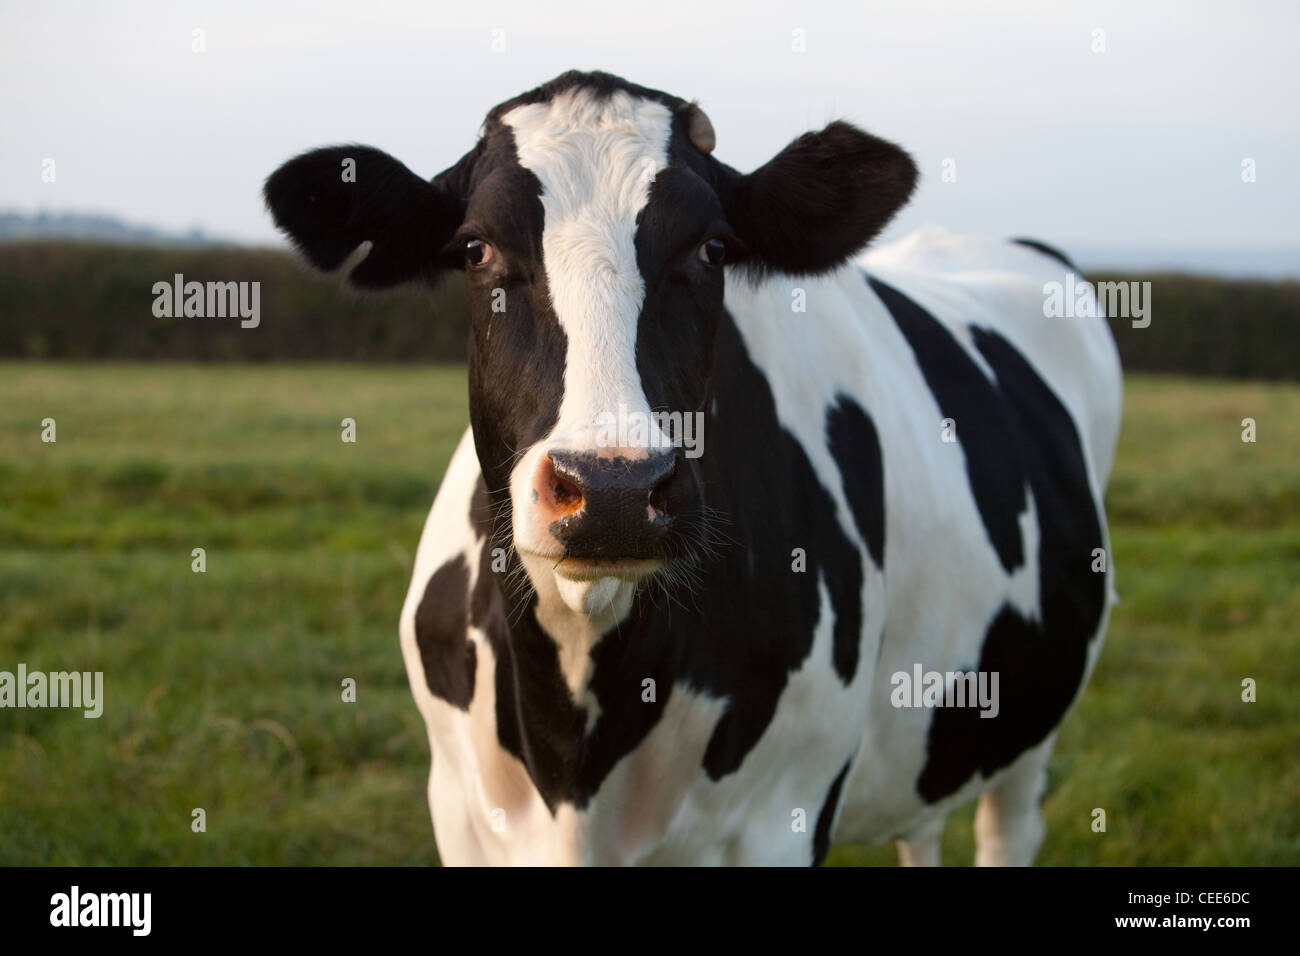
top-left (502, 88), bottom-right (675, 610)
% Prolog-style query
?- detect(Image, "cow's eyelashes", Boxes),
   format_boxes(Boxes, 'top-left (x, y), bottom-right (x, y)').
top-left (465, 239), bottom-right (495, 269)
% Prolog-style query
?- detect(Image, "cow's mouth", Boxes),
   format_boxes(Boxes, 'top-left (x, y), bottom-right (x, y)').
top-left (516, 548), bottom-right (664, 582)
top-left (514, 548), bottom-right (663, 617)
top-left (551, 555), bottom-right (663, 583)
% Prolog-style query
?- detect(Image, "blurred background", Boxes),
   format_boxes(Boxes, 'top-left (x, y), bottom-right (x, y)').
top-left (0, 0), bottom-right (1296, 864)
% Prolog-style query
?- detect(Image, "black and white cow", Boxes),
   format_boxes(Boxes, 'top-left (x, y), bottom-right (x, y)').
top-left (265, 71), bottom-right (1121, 866)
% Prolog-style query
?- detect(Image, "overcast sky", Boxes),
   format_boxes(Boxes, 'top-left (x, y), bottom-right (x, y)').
top-left (2, 0), bottom-right (1296, 271)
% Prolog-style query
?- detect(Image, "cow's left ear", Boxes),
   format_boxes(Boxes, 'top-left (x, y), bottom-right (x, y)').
top-left (264, 144), bottom-right (467, 289)
top-left (718, 121), bottom-right (918, 276)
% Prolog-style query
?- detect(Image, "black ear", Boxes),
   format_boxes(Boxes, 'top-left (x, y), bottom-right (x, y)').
top-left (263, 145), bottom-right (464, 289)
top-left (719, 121), bottom-right (918, 276)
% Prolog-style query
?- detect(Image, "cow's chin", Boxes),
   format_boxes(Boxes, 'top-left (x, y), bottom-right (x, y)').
top-left (517, 549), bottom-right (656, 618)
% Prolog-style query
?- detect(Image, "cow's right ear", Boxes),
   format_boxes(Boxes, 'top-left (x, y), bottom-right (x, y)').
top-left (264, 145), bottom-right (465, 289)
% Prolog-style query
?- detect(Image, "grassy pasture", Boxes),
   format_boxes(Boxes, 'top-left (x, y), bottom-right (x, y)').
top-left (0, 363), bottom-right (1295, 865)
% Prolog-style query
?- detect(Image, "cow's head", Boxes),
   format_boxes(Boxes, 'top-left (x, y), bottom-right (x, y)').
top-left (265, 71), bottom-right (916, 617)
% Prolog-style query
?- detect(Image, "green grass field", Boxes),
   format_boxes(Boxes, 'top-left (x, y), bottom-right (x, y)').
top-left (1, 363), bottom-right (1296, 865)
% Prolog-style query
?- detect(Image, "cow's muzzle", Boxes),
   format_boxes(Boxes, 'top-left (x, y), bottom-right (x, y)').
top-left (533, 448), bottom-right (682, 563)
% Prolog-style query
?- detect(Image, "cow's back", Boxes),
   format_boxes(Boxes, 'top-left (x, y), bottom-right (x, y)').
top-left (861, 226), bottom-right (1122, 486)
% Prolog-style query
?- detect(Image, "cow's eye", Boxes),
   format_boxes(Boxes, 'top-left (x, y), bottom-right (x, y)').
top-left (465, 239), bottom-right (494, 268)
top-left (698, 238), bottom-right (726, 266)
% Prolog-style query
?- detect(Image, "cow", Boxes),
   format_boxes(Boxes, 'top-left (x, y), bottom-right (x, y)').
top-left (264, 70), bottom-right (1122, 866)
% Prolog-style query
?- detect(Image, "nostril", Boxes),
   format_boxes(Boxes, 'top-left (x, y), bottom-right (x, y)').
top-left (647, 456), bottom-right (679, 519)
top-left (543, 452), bottom-right (586, 517)
top-left (553, 474), bottom-right (583, 509)
top-left (648, 484), bottom-right (669, 518)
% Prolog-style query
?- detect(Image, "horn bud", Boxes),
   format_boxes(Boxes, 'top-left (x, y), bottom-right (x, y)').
top-left (683, 104), bottom-right (716, 155)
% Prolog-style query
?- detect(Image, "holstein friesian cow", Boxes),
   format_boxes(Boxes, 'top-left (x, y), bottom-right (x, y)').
top-left (265, 71), bottom-right (1121, 866)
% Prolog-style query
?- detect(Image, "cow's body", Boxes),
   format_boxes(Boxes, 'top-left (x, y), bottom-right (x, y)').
top-left (265, 70), bottom-right (1121, 866)
top-left (397, 226), bottom-right (1121, 865)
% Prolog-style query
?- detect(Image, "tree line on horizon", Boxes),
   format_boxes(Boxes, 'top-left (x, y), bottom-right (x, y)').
top-left (0, 240), bottom-right (1296, 380)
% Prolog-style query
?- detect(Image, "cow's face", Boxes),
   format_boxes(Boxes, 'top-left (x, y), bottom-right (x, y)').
top-left (265, 71), bottom-right (916, 616)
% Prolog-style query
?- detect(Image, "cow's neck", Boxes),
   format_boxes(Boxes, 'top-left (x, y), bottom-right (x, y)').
top-left (477, 308), bottom-right (811, 824)
top-left (477, 482), bottom-right (735, 829)
top-left (527, 565), bottom-right (637, 695)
